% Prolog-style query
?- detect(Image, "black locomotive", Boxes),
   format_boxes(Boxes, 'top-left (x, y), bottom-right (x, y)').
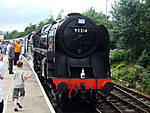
top-left (32, 13), bottom-right (113, 106)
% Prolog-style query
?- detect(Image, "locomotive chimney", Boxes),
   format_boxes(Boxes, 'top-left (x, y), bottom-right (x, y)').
top-left (68, 13), bottom-right (81, 17)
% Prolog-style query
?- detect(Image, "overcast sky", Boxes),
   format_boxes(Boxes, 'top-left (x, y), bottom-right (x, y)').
top-left (0, 0), bottom-right (116, 32)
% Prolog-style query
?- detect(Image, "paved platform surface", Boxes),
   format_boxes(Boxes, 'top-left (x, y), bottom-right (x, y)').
top-left (1, 55), bottom-right (52, 113)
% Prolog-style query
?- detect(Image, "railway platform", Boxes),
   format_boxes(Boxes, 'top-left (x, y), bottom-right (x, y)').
top-left (1, 55), bottom-right (55, 113)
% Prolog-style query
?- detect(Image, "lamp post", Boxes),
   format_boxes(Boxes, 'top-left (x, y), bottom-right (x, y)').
top-left (106, 0), bottom-right (108, 21)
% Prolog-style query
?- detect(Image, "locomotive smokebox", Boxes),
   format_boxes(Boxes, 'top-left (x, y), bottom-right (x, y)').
top-left (103, 82), bottom-right (114, 92)
top-left (57, 81), bottom-right (68, 93)
top-left (57, 13), bottom-right (98, 58)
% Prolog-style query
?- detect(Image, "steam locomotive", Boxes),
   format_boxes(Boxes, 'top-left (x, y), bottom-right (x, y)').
top-left (32, 13), bottom-right (113, 106)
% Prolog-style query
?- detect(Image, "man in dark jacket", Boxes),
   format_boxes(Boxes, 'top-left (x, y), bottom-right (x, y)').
top-left (8, 41), bottom-right (15, 74)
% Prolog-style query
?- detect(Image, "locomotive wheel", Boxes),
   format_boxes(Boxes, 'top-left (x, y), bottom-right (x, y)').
top-left (92, 90), bottom-right (98, 102)
top-left (47, 89), bottom-right (61, 107)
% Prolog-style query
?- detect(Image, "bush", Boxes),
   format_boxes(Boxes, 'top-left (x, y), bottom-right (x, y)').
top-left (110, 49), bottom-right (150, 95)
top-left (145, 84), bottom-right (150, 94)
top-left (140, 72), bottom-right (150, 93)
top-left (111, 63), bottom-right (150, 94)
top-left (137, 49), bottom-right (150, 68)
top-left (114, 63), bottom-right (126, 70)
top-left (110, 49), bottom-right (134, 64)
top-left (111, 63), bottom-right (128, 80)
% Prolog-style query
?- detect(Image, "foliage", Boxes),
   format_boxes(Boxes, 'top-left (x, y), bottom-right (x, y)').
top-left (111, 0), bottom-right (150, 57)
top-left (114, 63), bottom-right (126, 70)
top-left (137, 49), bottom-right (150, 68)
top-left (111, 64), bottom-right (150, 94)
top-left (82, 7), bottom-right (113, 29)
top-left (24, 24), bottom-right (37, 35)
top-left (4, 30), bottom-right (26, 39)
top-left (110, 0), bottom-right (150, 95)
top-left (110, 49), bottom-right (134, 63)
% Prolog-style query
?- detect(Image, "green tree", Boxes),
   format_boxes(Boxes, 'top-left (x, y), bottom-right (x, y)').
top-left (24, 23), bottom-right (37, 35)
top-left (4, 30), bottom-right (21, 39)
top-left (111, 0), bottom-right (150, 57)
top-left (82, 7), bottom-right (112, 27)
top-left (37, 14), bottom-right (55, 30)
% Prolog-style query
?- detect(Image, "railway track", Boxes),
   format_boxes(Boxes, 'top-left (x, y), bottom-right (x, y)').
top-left (112, 83), bottom-right (150, 112)
top-left (98, 83), bottom-right (150, 113)
top-left (96, 93), bottom-right (122, 113)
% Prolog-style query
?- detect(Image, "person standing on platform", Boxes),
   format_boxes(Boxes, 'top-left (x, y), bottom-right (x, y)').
top-left (2, 42), bottom-right (7, 55)
top-left (14, 40), bottom-right (21, 65)
top-left (8, 41), bottom-right (15, 74)
top-left (0, 55), bottom-right (5, 113)
top-left (12, 61), bottom-right (32, 111)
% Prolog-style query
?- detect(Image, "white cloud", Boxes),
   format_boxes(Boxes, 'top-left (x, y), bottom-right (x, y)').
top-left (1, 0), bottom-right (115, 16)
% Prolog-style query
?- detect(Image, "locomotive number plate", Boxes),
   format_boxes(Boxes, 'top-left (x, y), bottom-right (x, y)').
top-left (74, 28), bottom-right (88, 33)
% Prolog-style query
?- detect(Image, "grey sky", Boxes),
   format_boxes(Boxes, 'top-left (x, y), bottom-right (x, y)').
top-left (0, 0), bottom-right (116, 32)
